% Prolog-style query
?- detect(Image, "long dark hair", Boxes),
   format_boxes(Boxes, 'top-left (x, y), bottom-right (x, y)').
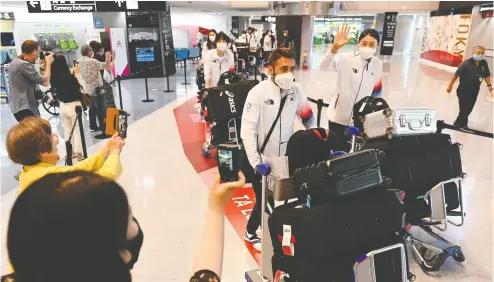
top-left (206, 29), bottom-right (217, 50)
top-left (7, 171), bottom-right (131, 282)
top-left (50, 55), bottom-right (72, 88)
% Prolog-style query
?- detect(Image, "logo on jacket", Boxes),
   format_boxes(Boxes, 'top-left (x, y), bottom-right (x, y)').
top-left (221, 90), bottom-right (236, 113)
top-left (274, 270), bottom-right (292, 282)
top-left (264, 99), bottom-right (275, 105)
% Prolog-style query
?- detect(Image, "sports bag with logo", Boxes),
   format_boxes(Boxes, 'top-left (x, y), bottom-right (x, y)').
top-left (201, 80), bottom-right (258, 144)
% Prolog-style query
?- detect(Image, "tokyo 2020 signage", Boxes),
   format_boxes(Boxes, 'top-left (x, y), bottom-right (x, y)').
top-left (420, 12), bottom-right (472, 67)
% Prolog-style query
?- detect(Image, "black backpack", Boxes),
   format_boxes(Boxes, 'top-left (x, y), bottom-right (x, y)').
top-left (285, 128), bottom-right (332, 173)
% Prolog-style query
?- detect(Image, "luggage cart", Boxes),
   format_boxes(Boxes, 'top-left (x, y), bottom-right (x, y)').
top-left (408, 176), bottom-right (466, 272)
top-left (345, 128), bottom-right (467, 272)
top-left (201, 118), bottom-right (239, 158)
top-left (245, 158), bottom-right (411, 282)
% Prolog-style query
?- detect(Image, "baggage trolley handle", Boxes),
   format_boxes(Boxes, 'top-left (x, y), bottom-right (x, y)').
top-left (422, 177), bottom-right (466, 232)
top-left (353, 243), bottom-right (408, 282)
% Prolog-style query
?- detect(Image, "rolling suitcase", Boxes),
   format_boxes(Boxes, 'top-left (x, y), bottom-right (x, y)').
top-left (361, 134), bottom-right (463, 197)
top-left (352, 96), bottom-right (390, 133)
top-left (293, 149), bottom-right (388, 203)
top-left (268, 190), bottom-right (405, 260)
top-left (363, 108), bottom-right (437, 139)
top-left (271, 233), bottom-right (408, 282)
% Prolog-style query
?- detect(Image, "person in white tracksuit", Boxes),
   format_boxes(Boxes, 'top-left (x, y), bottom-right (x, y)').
top-left (241, 48), bottom-right (316, 251)
top-left (320, 24), bottom-right (384, 152)
top-left (204, 32), bottom-right (235, 88)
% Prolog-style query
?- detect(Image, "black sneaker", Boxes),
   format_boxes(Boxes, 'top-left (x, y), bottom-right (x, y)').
top-left (244, 230), bottom-right (262, 251)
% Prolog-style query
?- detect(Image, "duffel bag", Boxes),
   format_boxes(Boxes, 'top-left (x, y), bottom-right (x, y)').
top-left (293, 149), bottom-right (388, 204)
top-left (272, 233), bottom-right (408, 282)
top-left (361, 133), bottom-right (463, 197)
top-left (268, 189), bottom-right (405, 260)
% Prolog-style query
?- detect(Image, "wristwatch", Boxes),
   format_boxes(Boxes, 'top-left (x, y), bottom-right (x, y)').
top-left (488, 84), bottom-right (492, 87)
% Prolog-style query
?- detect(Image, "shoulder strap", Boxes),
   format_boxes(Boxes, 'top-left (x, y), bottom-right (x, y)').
top-left (259, 95), bottom-right (288, 154)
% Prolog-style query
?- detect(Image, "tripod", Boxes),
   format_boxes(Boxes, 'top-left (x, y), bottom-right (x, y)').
top-left (65, 106), bottom-right (88, 166)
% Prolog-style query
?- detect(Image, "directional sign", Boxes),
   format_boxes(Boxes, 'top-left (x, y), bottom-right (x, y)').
top-left (27, 1), bottom-right (96, 13)
top-left (0, 12), bottom-right (15, 20)
top-left (95, 1), bottom-right (166, 12)
top-left (380, 12), bottom-right (398, 56)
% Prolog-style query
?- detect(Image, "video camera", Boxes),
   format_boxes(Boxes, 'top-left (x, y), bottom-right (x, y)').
top-left (39, 51), bottom-right (51, 61)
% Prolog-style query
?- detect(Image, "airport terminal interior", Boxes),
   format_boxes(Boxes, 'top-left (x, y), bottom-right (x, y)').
top-left (0, 1), bottom-right (493, 281)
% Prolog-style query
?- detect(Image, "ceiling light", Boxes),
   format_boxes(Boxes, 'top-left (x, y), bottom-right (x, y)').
top-left (186, 1), bottom-right (192, 4)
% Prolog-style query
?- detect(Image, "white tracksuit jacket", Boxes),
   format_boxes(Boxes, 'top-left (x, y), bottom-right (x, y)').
top-left (320, 51), bottom-right (384, 126)
top-left (241, 80), bottom-right (317, 169)
top-left (204, 49), bottom-right (235, 88)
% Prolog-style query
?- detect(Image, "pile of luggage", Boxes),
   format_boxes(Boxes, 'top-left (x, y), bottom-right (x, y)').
top-left (266, 96), bottom-right (466, 281)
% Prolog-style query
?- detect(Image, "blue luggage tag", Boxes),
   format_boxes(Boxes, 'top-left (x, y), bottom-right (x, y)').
top-left (306, 194), bottom-right (312, 208)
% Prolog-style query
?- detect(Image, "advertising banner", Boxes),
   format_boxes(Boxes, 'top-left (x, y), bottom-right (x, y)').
top-left (421, 12), bottom-right (472, 67)
top-left (109, 28), bottom-right (129, 77)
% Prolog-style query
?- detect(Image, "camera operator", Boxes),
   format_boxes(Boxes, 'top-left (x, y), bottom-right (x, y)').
top-left (8, 40), bottom-right (54, 122)
top-left (241, 48), bottom-right (316, 251)
top-left (79, 44), bottom-right (112, 139)
top-left (6, 117), bottom-right (124, 194)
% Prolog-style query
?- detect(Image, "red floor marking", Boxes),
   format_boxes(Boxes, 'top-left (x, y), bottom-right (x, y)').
top-left (174, 99), bottom-right (261, 265)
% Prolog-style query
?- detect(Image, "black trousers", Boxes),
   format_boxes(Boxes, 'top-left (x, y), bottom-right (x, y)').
top-left (14, 109), bottom-right (36, 122)
top-left (244, 163), bottom-right (263, 235)
top-left (328, 121), bottom-right (351, 153)
top-left (455, 87), bottom-right (480, 127)
top-left (89, 94), bottom-right (106, 132)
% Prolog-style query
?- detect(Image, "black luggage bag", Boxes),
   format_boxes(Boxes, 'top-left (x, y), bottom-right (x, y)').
top-left (201, 80), bottom-right (258, 144)
top-left (272, 233), bottom-right (407, 282)
top-left (293, 149), bottom-right (388, 204)
top-left (268, 190), bottom-right (405, 261)
top-left (361, 133), bottom-right (463, 197)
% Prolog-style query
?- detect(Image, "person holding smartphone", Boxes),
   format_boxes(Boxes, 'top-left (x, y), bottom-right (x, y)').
top-left (241, 48), bottom-right (316, 251)
top-left (204, 32), bottom-right (235, 88)
top-left (320, 24), bottom-right (383, 152)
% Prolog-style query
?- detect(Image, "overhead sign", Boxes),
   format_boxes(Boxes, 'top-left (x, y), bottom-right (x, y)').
top-left (95, 1), bottom-right (167, 12)
top-left (94, 17), bottom-right (103, 28)
top-left (380, 12), bottom-right (398, 56)
top-left (314, 16), bottom-right (375, 22)
top-left (27, 1), bottom-right (96, 13)
top-left (26, 1), bottom-right (167, 13)
top-left (261, 16), bottom-right (276, 23)
top-left (0, 12), bottom-right (15, 20)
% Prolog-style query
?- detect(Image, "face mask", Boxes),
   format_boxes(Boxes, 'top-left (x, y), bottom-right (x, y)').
top-left (209, 35), bottom-right (216, 42)
top-left (217, 42), bottom-right (227, 51)
top-left (359, 47), bottom-right (376, 60)
top-left (473, 54), bottom-right (484, 61)
top-left (274, 72), bottom-right (295, 90)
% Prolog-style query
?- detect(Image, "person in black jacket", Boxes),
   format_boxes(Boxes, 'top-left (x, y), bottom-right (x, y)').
top-left (50, 55), bottom-right (85, 160)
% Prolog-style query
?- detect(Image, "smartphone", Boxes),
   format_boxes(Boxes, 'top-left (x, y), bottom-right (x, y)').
top-left (118, 110), bottom-right (128, 139)
top-left (217, 143), bottom-right (242, 183)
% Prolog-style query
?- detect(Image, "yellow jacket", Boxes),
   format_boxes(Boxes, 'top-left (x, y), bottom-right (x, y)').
top-left (18, 152), bottom-right (123, 194)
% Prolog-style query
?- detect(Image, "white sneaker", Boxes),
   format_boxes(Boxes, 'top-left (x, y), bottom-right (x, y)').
top-left (244, 230), bottom-right (262, 252)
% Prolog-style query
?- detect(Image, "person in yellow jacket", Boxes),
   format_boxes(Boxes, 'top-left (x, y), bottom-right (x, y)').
top-left (6, 117), bottom-right (124, 194)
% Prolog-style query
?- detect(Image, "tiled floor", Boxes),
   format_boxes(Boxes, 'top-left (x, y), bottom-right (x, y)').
top-left (1, 48), bottom-right (493, 281)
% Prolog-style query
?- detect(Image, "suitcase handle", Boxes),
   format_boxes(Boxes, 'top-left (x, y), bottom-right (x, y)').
top-left (408, 120), bottom-right (424, 130)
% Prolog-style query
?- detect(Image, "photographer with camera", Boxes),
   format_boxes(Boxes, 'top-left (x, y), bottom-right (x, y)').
top-left (8, 40), bottom-right (54, 122)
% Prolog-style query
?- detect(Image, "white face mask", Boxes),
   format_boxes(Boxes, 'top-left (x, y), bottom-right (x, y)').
top-left (216, 42), bottom-right (227, 51)
top-left (274, 72), bottom-right (295, 90)
top-left (359, 47), bottom-right (376, 60)
top-left (209, 35), bottom-right (216, 42)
